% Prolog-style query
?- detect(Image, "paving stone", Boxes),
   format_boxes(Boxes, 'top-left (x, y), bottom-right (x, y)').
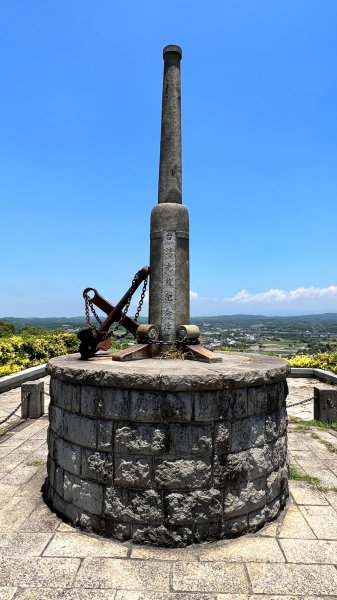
top-left (0, 533), bottom-right (51, 556)
top-left (172, 562), bottom-right (249, 593)
top-left (289, 481), bottom-right (328, 505)
top-left (0, 557), bottom-right (80, 588)
top-left (129, 545), bottom-right (199, 561)
top-left (300, 468), bottom-right (337, 489)
top-left (278, 506), bottom-right (316, 539)
top-left (280, 538), bottom-right (337, 563)
top-left (74, 557), bottom-right (170, 590)
top-left (14, 591), bottom-right (117, 600)
top-left (199, 537), bottom-right (284, 562)
top-left (256, 520), bottom-right (278, 537)
top-left (325, 490), bottom-right (337, 511)
top-left (247, 563), bottom-right (337, 595)
top-left (299, 505), bottom-right (337, 539)
top-left (0, 588), bottom-right (17, 600)
top-left (0, 502), bottom-right (39, 532)
top-left (116, 594), bottom-right (217, 600)
top-left (0, 464), bottom-right (40, 486)
top-left (43, 532), bottom-right (128, 557)
top-left (20, 504), bottom-right (60, 532)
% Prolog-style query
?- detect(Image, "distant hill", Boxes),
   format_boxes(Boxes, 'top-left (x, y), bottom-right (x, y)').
top-left (1, 313), bottom-right (337, 333)
top-left (0, 316), bottom-right (87, 331)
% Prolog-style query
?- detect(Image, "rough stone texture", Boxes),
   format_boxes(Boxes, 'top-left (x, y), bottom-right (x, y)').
top-left (104, 488), bottom-right (162, 524)
top-left (46, 352), bottom-right (289, 546)
top-left (155, 458), bottom-right (211, 489)
top-left (165, 489), bottom-right (222, 524)
top-left (115, 424), bottom-right (168, 455)
top-left (115, 457), bottom-right (152, 488)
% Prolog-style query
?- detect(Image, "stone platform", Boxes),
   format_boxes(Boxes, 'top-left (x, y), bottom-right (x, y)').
top-left (45, 352), bottom-right (290, 546)
top-left (2, 376), bottom-right (337, 597)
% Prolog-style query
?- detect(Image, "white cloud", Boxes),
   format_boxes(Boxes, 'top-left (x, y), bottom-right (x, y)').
top-left (224, 285), bottom-right (337, 303)
top-left (190, 290), bottom-right (198, 301)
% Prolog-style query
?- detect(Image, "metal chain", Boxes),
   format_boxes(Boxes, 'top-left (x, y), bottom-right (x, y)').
top-left (327, 396), bottom-right (337, 411)
top-left (0, 392), bottom-right (30, 429)
top-left (287, 397), bottom-right (313, 408)
top-left (84, 271), bottom-right (148, 341)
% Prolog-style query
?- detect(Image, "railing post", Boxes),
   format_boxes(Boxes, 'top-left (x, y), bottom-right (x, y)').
top-left (21, 381), bottom-right (44, 419)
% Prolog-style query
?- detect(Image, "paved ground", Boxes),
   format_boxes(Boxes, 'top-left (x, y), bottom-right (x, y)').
top-left (0, 376), bottom-right (337, 598)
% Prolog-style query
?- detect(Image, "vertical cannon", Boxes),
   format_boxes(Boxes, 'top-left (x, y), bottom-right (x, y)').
top-left (149, 45), bottom-right (190, 344)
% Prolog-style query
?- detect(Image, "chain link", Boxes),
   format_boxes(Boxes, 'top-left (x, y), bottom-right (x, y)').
top-left (287, 397), bottom-right (313, 408)
top-left (0, 392), bottom-right (30, 429)
top-left (327, 396), bottom-right (337, 411)
top-left (84, 271), bottom-right (148, 341)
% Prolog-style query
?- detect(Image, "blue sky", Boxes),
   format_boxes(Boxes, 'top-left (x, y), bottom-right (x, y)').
top-left (1, 1), bottom-right (336, 317)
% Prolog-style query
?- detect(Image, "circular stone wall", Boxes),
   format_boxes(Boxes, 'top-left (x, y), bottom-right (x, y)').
top-left (45, 352), bottom-right (290, 547)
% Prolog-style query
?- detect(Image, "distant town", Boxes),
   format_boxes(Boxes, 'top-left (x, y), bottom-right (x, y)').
top-left (2, 313), bottom-right (337, 358)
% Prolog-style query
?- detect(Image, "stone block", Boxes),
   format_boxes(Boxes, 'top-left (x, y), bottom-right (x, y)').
top-left (101, 387), bottom-right (129, 419)
top-left (50, 379), bottom-right (80, 412)
top-left (21, 381), bottom-right (44, 419)
top-left (49, 405), bottom-right (64, 437)
top-left (266, 466), bottom-right (288, 503)
top-left (214, 422), bottom-right (231, 463)
top-left (104, 519), bottom-right (131, 541)
top-left (49, 377), bottom-right (62, 405)
top-left (222, 515), bottom-right (248, 537)
top-left (247, 446), bottom-right (269, 480)
top-left (115, 423), bottom-right (168, 455)
top-left (54, 466), bottom-right (64, 498)
top-left (47, 428), bottom-right (56, 458)
top-left (97, 420), bottom-right (113, 451)
top-left (265, 496), bottom-right (281, 521)
top-left (165, 489), bottom-right (222, 525)
top-left (247, 385), bottom-right (268, 416)
top-left (104, 488), bottom-right (162, 523)
top-left (214, 450), bottom-right (249, 488)
top-left (132, 524), bottom-right (193, 547)
top-left (248, 506), bottom-right (266, 529)
top-left (51, 487), bottom-right (93, 530)
top-left (54, 437), bottom-right (81, 476)
top-left (169, 424), bottom-right (212, 456)
top-left (114, 457), bottom-right (152, 488)
top-left (266, 434), bottom-right (288, 471)
top-left (63, 411), bottom-right (97, 449)
top-left (63, 472), bottom-right (103, 515)
top-left (81, 385), bottom-right (102, 416)
top-left (129, 389), bottom-right (192, 423)
top-left (194, 521), bottom-right (223, 542)
top-left (64, 382), bottom-right (81, 412)
top-left (223, 478), bottom-right (266, 518)
top-left (247, 382), bottom-right (286, 417)
top-left (155, 458), bottom-right (211, 489)
top-left (265, 407), bottom-right (287, 442)
top-left (231, 416), bottom-right (265, 452)
top-left (314, 384), bottom-right (337, 423)
top-left (194, 388), bottom-right (247, 422)
top-left (47, 456), bottom-right (55, 488)
top-left (81, 449), bottom-right (113, 484)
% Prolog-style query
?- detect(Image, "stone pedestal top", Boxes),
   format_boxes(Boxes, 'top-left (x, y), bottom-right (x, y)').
top-left (47, 351), bottom-right (290, 391)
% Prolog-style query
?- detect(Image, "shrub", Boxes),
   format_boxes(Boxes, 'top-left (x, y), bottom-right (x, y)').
top-left (289, 352), bottom-right (337, 374)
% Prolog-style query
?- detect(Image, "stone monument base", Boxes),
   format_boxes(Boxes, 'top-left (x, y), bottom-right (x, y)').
top-left (45, 352), bottom-right (290, 547)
